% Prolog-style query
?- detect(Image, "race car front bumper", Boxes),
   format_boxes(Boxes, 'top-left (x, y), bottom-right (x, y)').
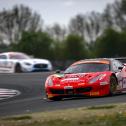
top-left (46, 83), bottom-right (110, 99)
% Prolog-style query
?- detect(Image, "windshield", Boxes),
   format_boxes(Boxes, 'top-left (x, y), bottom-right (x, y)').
top-left (9, 53), bottom-right (30, 59)
top-left (64, 63), bottom-right (110, 74)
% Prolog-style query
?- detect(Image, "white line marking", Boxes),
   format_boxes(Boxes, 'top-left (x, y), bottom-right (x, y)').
top-left (0, 88), bottom-right (21, 101)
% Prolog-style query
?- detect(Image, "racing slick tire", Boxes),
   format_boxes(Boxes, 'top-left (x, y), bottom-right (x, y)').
top-left (46, 95), bottom-right (62, 101)
top-left (109, 76), bottom-right (118, 95)
top-left (15, 63), bottom-right (22, 73)
top-left (49, 97), bottom-right (62, 101)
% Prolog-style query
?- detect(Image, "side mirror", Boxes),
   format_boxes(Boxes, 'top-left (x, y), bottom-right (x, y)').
top-left (55, 69), bottom-right (61, 73)
top-left (118, 66), bottom-right (123, 70)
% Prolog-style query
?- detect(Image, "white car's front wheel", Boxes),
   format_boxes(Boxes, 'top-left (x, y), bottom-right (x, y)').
top-left (15, 64), bottom-right (22, 73)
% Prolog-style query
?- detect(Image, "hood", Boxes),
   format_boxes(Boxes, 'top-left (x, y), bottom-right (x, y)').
top-left (20, 58), bottom-right (50, 64)
top-left (52, 72), bottom-right (106, 86)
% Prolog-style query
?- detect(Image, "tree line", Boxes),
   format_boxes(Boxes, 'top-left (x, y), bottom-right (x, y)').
top-left (0, 0), bottom-right (126, 64)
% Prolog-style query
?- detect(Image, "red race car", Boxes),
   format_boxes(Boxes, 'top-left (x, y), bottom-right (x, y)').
top-left (45, 58), bottom-right (126, 100)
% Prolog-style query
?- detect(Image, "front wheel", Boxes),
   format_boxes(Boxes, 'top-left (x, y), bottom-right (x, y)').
top-left (47, 95), bottom-right (62, 101)
top-left (15, 64), bottom-right (22, 73)
top-left (109, 76), bottom-right (118, 95)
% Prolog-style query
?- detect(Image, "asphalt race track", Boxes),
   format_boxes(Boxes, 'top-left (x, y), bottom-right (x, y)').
top-left (0, 72), bottom-right (126, 117)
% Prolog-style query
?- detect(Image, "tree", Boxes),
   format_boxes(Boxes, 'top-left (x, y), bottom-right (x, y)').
top-left (45, 23), bottom-right (66, 41)
top-left (85, 12), bottom-right (103, 43)
top-left (0, 4), bottom-right (43, 44)
top-left (95, 28), bottom-right (121, 58)
top-left (13, 31), bottom-right (53, 59)
top-left (69, 14), bottom-right (85, 39)
top-left (102, 4), bottom-right (114, 29)
top-left (102, 0), bottom-right (126, 31)
top-left (116, 31), bottom-right (126, 57)
top-left (63, 34), bottom-right (87, 60)
top-left (52, 40), bottom-right (64, 60)
top-left (69, 12), bottom-right (103, 43)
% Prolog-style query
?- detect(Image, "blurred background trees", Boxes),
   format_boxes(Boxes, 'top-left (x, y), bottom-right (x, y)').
top-left (12, 31), bottom-right (53, 59)
top-left (63, 34), bottom-right (87, 60)
top-left (0, 0), bottom-right (126, 69)
top-left (0, 5), bottom-right (42, 45)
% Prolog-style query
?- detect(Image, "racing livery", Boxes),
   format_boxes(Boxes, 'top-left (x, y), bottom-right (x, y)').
top-left (0, 52), bottom-right (52, 73)
top-left (45, 58), bottom-right (126, 100)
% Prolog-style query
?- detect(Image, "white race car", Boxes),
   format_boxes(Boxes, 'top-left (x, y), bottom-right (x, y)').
top-left (0, 52), bottom-right (53, 73)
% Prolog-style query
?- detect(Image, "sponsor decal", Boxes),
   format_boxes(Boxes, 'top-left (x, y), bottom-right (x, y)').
top-left (90, 92), bottom-right (99, 96)
top-left (64, 86), bottom-right (73, 89)
top-left (78, 83), bottom-right (85, 85)
top-left (66, 73), bottom-right (86, 78)
top-left (61, 78), bottom-right (79, 82)
top-left (123, 78), bottom-right (126, 88)
top-left (118, 77), bottom-right (126, 89)
top-left (100, 81), bottom-right (108, 85)
top-left (55, 84), bottom-right (60, 86)
top-left (47, 94), bottom-right (54, 98)
top-left (0, 61), bottom-right (13, 68)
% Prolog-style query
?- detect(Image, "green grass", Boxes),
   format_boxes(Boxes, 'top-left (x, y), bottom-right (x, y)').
top-left (1, 103), bottom-right (126, 126)
top-left (87, 105), bottom-right (116, 110)
top-left (3, 115), bottom-right (32, 121)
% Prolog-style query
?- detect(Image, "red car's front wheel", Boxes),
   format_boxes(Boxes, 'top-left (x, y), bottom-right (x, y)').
top-left (46, 94), bottom-right (62, 101)
top-left (109, 76), bottom-right (118, 95)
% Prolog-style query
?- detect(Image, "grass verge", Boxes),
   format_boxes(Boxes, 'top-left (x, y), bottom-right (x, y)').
top-left (0, 103), bottom-right (126, 126)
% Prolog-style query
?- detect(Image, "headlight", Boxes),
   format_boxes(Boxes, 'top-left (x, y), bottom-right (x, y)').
top-left (47, 78), bottom-right (53, 86)
top-left (24, 62), bottom-right (32, 66)
top-left (89, 74), bottom-right (106, 84)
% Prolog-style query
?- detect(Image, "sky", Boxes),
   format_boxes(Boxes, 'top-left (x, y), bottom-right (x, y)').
top-left (0, 0), bottom-right (116, 26)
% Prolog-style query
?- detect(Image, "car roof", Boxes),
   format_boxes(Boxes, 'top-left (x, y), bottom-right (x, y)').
top-left (0, 52), bottom-right (24, 55)
top-left (71, 58), bottom-right (114, 66)
top-left (114, 57), bottom-right (126, 63)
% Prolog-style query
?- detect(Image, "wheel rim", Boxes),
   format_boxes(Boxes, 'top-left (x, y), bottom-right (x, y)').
top-left (110, 77), bottom-right (117, 94)
top-left (15, 65), bottom-right (22, 73)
